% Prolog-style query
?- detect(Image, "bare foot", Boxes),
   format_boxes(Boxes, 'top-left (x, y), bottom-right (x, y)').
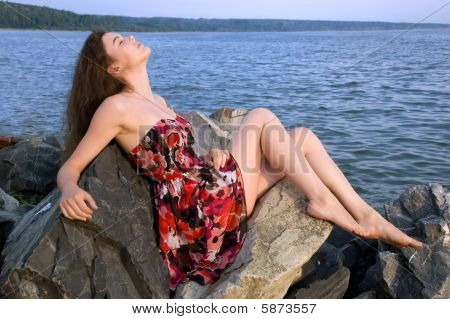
top-left (357, 211), bottom-right (423, 249)
top-left (307, 197), bottom-right (368, 238)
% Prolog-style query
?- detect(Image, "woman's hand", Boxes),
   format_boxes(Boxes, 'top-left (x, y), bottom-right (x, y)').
top-left (59, 184), bottom-right (98, 221)
top-left (201, 148), bottom-right (230, 170)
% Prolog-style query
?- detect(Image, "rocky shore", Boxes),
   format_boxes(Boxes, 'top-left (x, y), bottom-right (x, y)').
top-left (0, 107), bottom-right (448, 298)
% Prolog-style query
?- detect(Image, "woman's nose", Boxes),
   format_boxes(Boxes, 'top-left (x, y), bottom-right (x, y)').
top-left (129, 35), bottom-right (135, 42)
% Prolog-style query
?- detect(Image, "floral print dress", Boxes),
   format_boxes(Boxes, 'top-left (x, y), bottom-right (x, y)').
top-left (126, 104), bottom-right (248, 293)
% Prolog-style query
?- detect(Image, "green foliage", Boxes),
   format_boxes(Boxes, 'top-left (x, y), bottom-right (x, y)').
top-left (7, 190), bottom-right (43, 206)
top-left (0, 1), bottom-right (449, 32)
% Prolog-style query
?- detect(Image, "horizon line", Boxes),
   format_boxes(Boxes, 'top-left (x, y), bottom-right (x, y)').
top-left (5, 1), bottom-right (450, 26)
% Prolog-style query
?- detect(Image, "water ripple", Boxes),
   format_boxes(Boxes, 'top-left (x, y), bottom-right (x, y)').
top-left (0, 29), bottom-right (449, 211)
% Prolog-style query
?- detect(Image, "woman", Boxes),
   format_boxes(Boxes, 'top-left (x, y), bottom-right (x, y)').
top-left (57, 29), bottom-right (423, 292)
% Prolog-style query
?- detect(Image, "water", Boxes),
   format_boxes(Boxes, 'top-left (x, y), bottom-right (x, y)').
top-left (0, 29), bottom-right (449, 212)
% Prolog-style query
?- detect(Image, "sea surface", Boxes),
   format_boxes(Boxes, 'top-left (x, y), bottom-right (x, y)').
top-left (0, 29), bottom-right (449, 212)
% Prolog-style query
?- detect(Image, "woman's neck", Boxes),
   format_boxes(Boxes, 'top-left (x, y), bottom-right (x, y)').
top-left (121, 66), bottom-right (155, 102)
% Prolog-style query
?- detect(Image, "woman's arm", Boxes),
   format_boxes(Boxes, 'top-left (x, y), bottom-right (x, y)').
top-left (57, 97), bottom-right (125, 220)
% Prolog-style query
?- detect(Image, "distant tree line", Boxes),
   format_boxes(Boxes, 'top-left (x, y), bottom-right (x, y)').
top-left (1, 1), bottom-right (449, 32)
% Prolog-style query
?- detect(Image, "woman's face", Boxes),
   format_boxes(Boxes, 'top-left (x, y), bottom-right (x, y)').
top-left (102, 32), bottom-right (151, 76)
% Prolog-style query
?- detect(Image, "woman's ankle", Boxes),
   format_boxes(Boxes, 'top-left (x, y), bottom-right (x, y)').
top-left (306, 193), bottom-right (336, 221)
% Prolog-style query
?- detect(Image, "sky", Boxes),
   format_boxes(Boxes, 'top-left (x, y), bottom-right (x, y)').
top-left (9, 0), bottom-right (450, 24)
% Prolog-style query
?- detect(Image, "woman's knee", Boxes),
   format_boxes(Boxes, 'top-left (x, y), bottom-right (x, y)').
top-left (249, 107), bottom-right (278, 124)
top-left (289, 126), bottom-right (314, 155)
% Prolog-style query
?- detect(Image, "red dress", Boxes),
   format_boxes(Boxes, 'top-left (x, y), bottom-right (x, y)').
top-left (127, 107), bottom-right (248, 293)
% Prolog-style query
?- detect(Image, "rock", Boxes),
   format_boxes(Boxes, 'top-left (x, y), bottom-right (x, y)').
top-left (10, 203), bottom-right (35, 214)
top-left (0, 142), bottom-right (170, 298)
top-left (183, 111), bottom-right (233, 155)
top-left (292, 266), bottom-right (350, 299)
top-left (354, 290), bottom-right (377, 298)
top-left (428, 183), bottom-right (450, 221)
top-left (358, 263), bottom-right (380, 294)
top-left (174, 177), bottom-right (333, 299)
top-left (0, 187), bottom-right (19, 211)
top-left (340, 238), bottom-right (378, 298)
top-left (0, 209), bottom-right (23, 271)
top-left (366, 183), bottom-right (450, 299)
top-left (288, 266), bottom-right (350, 299)
top-left (377, 250), bottom-right (425, 298)
top-left (340, 237), bottom-right (378, 269)
top-left (399, 184), bottom-right (437, 220)
top-left (284, 243), bottom-right (350, 299)
top-left (321, 226), bottom-right (379, 298)
top-left (324, 225), bottom-right (359, 249)
top-left (209, 108), bottom-right (248, 134)
top-left (0, 135), bottom-right (21, 149)
top-left (429, 183), bottom-right (448, 214)
top-left (0, 134), bottom-right (63, 204)
top-left (416, 215), bottom-right (448, 250)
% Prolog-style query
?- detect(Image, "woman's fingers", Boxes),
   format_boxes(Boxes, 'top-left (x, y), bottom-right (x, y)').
top-left (60, 205), bottom-right (74, 220)
top-left (60, 198), bottom-right (94, 221)
top-left (219, 149), bottom-right (228, 169)
top-left (65, 199), bottom-right (81, 217)
top-left (202, 148), bottom-right (229, 170)
top-left (59, 186), bottom-right (98, 222)
top-left (85, 193), bottom-right (99, 210)
top-left (213, 150), bottom-right (222, 170)
top-left (209, 148), bottom-right (229, 170)
top-left (220, 152), bottom-right (225, 169)
top-left (201, 154), bottom-right (213, 166)
top-left (67, 198), bottom-right (90, 220)
top-left (69, 197), bottom-right (91, 219)
top-left (222, 149), bottom-right (229, 167)
top-left (63, 203), bottom-right (78, 220)
top-left (75, 197), bottom-right (94, 219)
top-left (211, 150), bottom-right (219, 169)
top-left (206, 154), bottom-right (213, 165)
top-left (76, 197), bottom-right (93, 215)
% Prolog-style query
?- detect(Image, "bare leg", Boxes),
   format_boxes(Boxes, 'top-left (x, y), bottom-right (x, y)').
top-left (228, 108), bottom-right (367, 237)
top-left (234, 117), bottom-right (421, 248)
top-left (288, 127), bottom-right (423, 249)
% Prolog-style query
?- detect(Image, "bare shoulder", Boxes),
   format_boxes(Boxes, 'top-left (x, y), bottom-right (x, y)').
top-left (94, 95), bottom-right (129, 126)
top-left (100, 94), bottom-right (128, 114)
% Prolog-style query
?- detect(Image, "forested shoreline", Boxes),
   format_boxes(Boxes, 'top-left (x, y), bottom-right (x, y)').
top-left (1, 1), bottom-right (449, 32)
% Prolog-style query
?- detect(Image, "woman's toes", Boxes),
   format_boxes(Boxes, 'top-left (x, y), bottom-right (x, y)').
top-left (355, 225), bottom-right (370, 238)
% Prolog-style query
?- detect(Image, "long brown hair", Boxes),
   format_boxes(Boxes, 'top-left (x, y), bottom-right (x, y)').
top-left (61, 28), bottom-right (128, 163)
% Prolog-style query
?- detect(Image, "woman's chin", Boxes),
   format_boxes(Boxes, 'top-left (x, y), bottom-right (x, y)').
top-left (144, 48), bottom-right (151, 59)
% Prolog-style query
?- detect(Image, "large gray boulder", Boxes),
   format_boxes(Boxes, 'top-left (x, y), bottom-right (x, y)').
top-left (284, 242), bottom-right (350, 299)
top-left (183, 110), bottom-right (234, 153)
top-left (361, 183), bottom-right (449, 299)
top-left (209, 108), bottom-right (249, 135)
top-left (0, 135), bottom-right (63, 204)
top-left (0, 142), bottom-right (170, 298)
top-left (0, 187), bottom-right (19, 211)
top-left (174, 177), bottom-right (334, 298)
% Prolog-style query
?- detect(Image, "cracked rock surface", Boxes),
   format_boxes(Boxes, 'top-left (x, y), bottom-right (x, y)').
top-left (174, 177), bottom-right (333, 298)
top-left (0, 135), bottom-right (63, 205)
top-left (360, 183), bottom-right (450, 299)
top-left (0, 143), bottom-right (170, 298)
